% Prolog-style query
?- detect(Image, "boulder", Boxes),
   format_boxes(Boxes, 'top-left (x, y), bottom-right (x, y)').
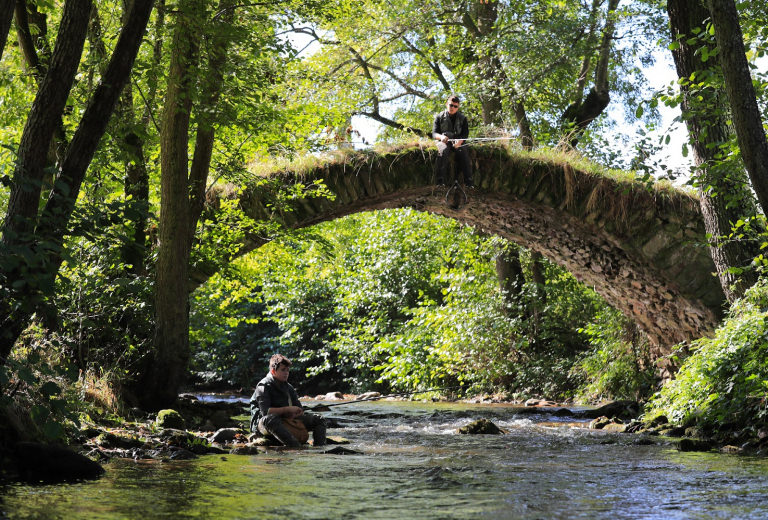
top-left (457, 419), bottom-right (505, 435)
top-left (322, 392), bottom-right (344, 400)
top-left (210, 428), bottom-right (239, 444)
top-left (589, 416), bottom-right (613, 430)
top-left (156, 409), bottom-right (185, 429)
top-left (167, 447), bottom-right (197, 460)
top-left (12, 442), bottom-right (104, 483)
top-left (579, 400), bottom-right (640, 420)
top-left (677, 438), bottom-right (714, 452)
top-left (231, 445), bottom-right (264, 455)
top-left (525, 399), bottom-right (557, 407)
top-left (357, 392), bottom-right (381, 400)
top-left (94, 432), bottom-right (144, 449)
top-left (602, 422), bottom-right (627, 433)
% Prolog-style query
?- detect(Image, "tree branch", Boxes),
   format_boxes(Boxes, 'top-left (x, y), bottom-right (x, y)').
top-left (355, 110), bottom-right (427, 137)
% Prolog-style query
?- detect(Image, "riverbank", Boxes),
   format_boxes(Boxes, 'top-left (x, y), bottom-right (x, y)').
top-left (6, 399), bottom-right (768, 519)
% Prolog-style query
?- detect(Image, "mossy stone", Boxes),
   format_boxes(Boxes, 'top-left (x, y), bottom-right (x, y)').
top-left (156, 409), bottom-right (185, 430)
top-left (457, 418), bottom-right (505, 435)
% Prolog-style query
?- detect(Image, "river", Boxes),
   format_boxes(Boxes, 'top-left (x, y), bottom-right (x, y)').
top-left (3, 399), bottom-right (768, 519)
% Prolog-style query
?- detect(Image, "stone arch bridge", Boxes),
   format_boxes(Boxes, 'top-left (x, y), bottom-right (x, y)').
top-left (196, 143), bottom-right (725, 362)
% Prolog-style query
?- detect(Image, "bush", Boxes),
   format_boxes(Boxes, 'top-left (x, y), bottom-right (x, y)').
top-left (645, 279), bottom-right (768, 434)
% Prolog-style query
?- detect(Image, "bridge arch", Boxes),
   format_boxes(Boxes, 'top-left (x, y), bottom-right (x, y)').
top-left (201, 144), bottom-right (724, 363)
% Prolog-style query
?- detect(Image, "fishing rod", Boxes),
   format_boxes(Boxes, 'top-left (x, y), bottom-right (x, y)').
top-left (447, 137), bottom-right (516, 142)
top-left (305, 385), bottom-right (462, 411)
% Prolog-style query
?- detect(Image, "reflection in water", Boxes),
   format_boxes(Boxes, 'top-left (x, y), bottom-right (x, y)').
top-left (3, 401), bottom-right (768, 519)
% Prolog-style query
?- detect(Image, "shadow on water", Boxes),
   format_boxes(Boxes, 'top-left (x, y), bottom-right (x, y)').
top-left (4, 400), bottom-right (768, 519)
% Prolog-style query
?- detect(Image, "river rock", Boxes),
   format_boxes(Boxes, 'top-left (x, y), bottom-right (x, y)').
top-left (677, 438), bottom-right (714, 452)
top-left (156, 409), bottom-right (185, 429)
top-left (579, 400), bottom-right (640, 420)
top-left (602, 422), bottom-right (627, 433)
top-left (94, 431), bottom-right (144, 449)
top-left (231, 445), bottom-right (264, 455)
top-left (210, 428), bottom-right (239, 444)
top-left (12, 442), bottom-right (104, 483)
top-left (323, 446), bottom-right (362, 455)
top-left (167, 447), bottom-right (197, 460)
top-left (589, 416), bottom-right (613, 430)
top-left (320, 392), bottom-right (344, 400)
top-left (524, 399), bottom-right (557, 407)
top-left (457, 419), bottom-right (505, 435)
top-left (357, 392), bottom-right (381, 400)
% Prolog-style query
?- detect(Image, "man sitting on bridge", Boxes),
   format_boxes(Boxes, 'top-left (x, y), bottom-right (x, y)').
top-left (250, 354), bottom-right (326, 447)
top-left (432, 94), bottom-right (473, 188)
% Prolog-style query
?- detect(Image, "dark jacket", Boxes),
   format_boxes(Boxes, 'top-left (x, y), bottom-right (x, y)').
top-left (250, 373), bottom-right (301, 426)
top-left (432, 110), bottom-right (469, 141)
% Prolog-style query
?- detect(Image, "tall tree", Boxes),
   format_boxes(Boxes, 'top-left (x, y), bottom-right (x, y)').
top-left (667, 0), bottom-right (759, 302)
top-left (0, 0), bottom-right (154, 365)
top-left (707, 0), bottom-right (768, 216)
top-left (0, 0), bottom-right (93, 364)
top-left (148, 0), bottom-right (203, 408)
top-left (0, 0), bottom-right (14, 59)
top-left (143, 0), bottom-right (239, 408)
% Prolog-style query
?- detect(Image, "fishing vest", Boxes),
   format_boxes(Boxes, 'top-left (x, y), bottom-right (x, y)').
top-left (434, 110), bottom-right (468, 138)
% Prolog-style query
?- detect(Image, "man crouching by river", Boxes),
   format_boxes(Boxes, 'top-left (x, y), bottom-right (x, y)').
top-left (250, 354), bottom-right (327, 447)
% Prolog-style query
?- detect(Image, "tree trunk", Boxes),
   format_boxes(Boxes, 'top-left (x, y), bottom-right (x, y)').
top-left (560, 0), bottom-right (620, 148)
top-left (495, 246), bottom-right (525, 313)
top-left (0, 0), bottom-right (92, 365)
top-left (142, 0), bottom-right (202, 409)
top-left (36, 0), bottom-right (155, 269)
top-left (667, 0), bottom-right (759, 302)
top-left (707, 0), bottom-right (768, 216)
top-left (14, 0), bottom-right (43, 80)
top-left (512, 99), bottom-right (534, 150)
top-left (189, 0), bottom-right (234, 237)
top-left (528, 250), bottom-right (546, 333)
top-left (474, 1), bottom-right (503, 126)
top-left (0, 0), bottom-right (14, 59)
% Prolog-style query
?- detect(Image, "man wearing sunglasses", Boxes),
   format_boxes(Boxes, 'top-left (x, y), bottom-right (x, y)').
top-left (432, 95), bottom-right (473, 188)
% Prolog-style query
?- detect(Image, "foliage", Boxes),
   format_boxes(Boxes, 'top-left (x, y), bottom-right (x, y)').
top-left (0, 327), bottom-right (81, 443)
top-left (53, 198), bottom-right (154, 375)
top-left (279, 0), bottom-right (666, 154)
top-left (571, 307), bottom-right (657, 402)
top-left (191, 209), bottom-right (635, 401)
top-left (645, 278), bottom-right (768, 433)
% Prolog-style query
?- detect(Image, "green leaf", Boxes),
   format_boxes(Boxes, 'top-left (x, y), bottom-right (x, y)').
top-left (42, 421), bottom-right (64, 441)
top-left (39, 381), bottom-right (61, 398)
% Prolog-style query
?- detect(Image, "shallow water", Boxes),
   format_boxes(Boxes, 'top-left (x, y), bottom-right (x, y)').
top-left (3, 400), bottom-right (768, 519)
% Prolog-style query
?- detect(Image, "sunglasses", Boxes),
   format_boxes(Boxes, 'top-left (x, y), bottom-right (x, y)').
top-left (449, 103), bottom-right (459, 108)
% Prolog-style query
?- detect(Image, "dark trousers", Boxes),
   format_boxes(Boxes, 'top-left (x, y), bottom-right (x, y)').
top-left (257, 413), bottom-right (327, 447)
top-left (436, 142), bottom-right (472, 186)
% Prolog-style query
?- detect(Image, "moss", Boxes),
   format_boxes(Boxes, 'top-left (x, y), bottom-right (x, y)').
top-left (457, 418), bottom-right (505, 435)
top-left (156, 409), bottom-right (185, 430)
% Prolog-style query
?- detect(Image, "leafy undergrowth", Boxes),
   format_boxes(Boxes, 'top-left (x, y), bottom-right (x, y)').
top-left (645, 278), bottom-right (768, 442)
